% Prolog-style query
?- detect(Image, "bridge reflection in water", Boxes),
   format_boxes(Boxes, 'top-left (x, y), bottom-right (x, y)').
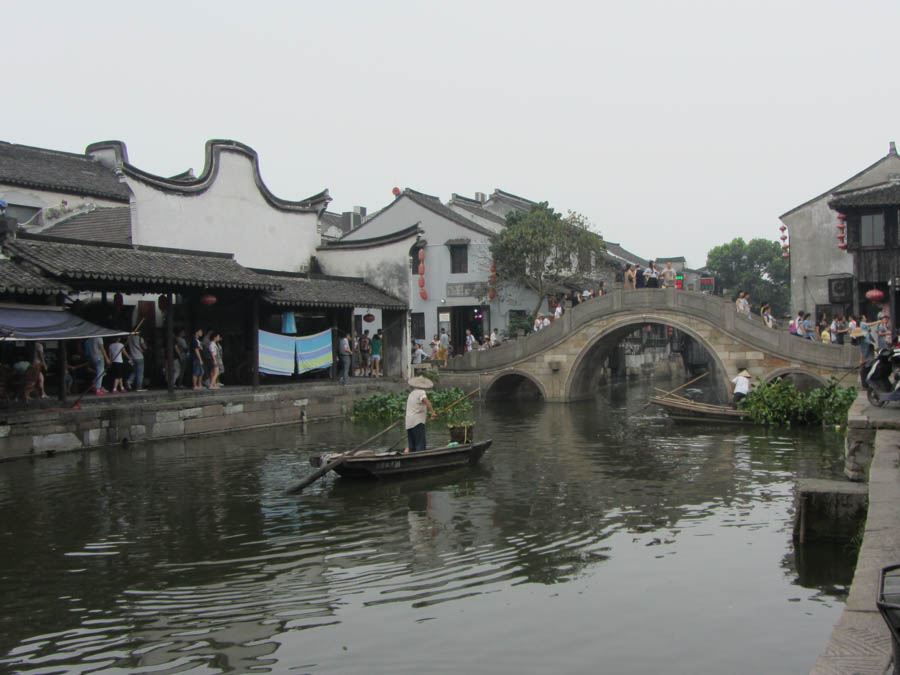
top-left (0, 379), bottom-right (853, 674)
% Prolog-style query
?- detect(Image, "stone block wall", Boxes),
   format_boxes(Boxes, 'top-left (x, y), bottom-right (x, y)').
top-left (0, 381), bottom-right (405, 463)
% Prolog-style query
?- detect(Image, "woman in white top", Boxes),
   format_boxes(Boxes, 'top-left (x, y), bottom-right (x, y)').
top-left (107, 336), bottom-right (132, 393)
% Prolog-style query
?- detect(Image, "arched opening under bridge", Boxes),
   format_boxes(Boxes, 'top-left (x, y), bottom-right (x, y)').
top-left (565, 318), bottom-right (729, 402)
top-left (485, 372), bottom-right (545, 401)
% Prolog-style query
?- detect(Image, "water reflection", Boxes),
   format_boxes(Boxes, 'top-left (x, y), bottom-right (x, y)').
top-left (0, 379), bottom-right (851, 674)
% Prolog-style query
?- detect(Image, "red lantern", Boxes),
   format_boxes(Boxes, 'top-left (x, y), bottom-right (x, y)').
top-left (490, 273), bottom-right (498, 283)
top-left (779, 225), bottom-right (787, 232)
top-left (780, 234), bottom-right (787, 241)
top-left (157, 295), bottom-right (170, 311)
top-left (837, 223), bottom-right (846, 231)
top-left (488, 288), bottom-right (496, 300)
top-left (837, 213), bottom-right (846, 221)
top-left (490, 264), bottom-right (497, 274)
top-left (865, 289), bottom-right (885, 303)
top-left (113, 292), bottom-right (124, 309)
top-left (363, 313), bottom-right (375, 323)
top-left (837, 233), bottom-right (846, 241)
top-left (838, 243), bottom-right (848, 250)
top-left (418, 249), bottom-right (425, 262)
top-left (418, 276), bottom-right (425, 288)
top-left (418, 263), bottom-right (425, 276)
top-left (782, 244), bottom-right (789, 250)
top-left (419, 289), bottom-right (428, 300)
top-left (782, 253), bottom-right (790, 259)
top-left (392, 187), bottom-right (401, 196)
top-left (200, 294), bottom-right (217, 306)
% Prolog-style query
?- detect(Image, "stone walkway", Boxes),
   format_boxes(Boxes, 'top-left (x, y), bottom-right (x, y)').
top-left (811, 404), bottom-right (900, 674)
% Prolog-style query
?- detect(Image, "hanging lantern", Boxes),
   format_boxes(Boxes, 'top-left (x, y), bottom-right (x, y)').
top-left (837, 213), bottom-right (846, 221)
top-left (418, 263), bottom-right (425, 276)
top-left (418, 276), bottom-right (425, 288)
top-left (838, 243), bottom-right (848, 250)
top-left (363, 312), bottom-right (375, 323)
top-left (157, 295), bottom-right (170, 311)
top-left (490, 264), bottom-right (497, 274)
top-left (200, 294), bottom-right (217, 306)
top-left (779, 224), bottom-right (787, 232)
top-left (490, 273), bottom-right (498, 284)
top-left (837, 233), bottom-right (846, 242)
top-left (837, 222), bottom-right (846, 231)
top-left (782, 244), bottom-right (789, 250)
top-left (780, 234), bottom-right (787, 241)
top-left (392, 187), bottom-right (401, 196)
top-left (418, 248), bottom-right (425, 262)
top-left (865, 289), bottom-right (886, 303)
top-left (488, 288), bottom-right (496, 300)
top-left (113, 292), bottom-right (124, 309)
top-left (782, 252), bottom-right (790, 259)
top-left (419, 289), bottom-right (428, 300)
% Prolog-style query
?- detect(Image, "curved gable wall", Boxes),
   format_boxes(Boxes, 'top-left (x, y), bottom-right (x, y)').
top-left (127, 149), bottom-right (320, 271)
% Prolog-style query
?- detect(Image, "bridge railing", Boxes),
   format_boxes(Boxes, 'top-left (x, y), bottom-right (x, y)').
top-left (445, 289), bottom-right (858, 372)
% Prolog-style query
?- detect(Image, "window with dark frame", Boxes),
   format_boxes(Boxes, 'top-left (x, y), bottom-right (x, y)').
top-left (411, 312), bottom-right (425, 341)
top-left (450, 245), bottom-right (468, 274)
top-left (860, 213), bottom-right (885, 247)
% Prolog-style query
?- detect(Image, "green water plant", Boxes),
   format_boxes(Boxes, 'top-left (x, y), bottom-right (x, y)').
top-left (739, 377), bottom-right (857, 427)
top-left (349, 387), bottom-right (473, 427)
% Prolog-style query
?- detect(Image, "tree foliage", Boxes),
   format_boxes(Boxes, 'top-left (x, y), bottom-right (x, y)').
top-left (705, 237), bottom-right (790, 317)
top-left (490, 203), bottom-right (605, 315)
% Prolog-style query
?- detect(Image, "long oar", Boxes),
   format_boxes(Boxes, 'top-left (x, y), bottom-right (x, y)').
top-left (285, 387), bottom-right (480, 494)
top-left (631, 371), bottom-right (709, 416)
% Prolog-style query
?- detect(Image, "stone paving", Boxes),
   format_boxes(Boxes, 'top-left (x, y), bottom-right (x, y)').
top-left (811, 398), bottom-right (900, 674)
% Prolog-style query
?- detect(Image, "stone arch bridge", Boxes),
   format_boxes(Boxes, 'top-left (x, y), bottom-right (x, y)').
top-left (443, 290), bottom-right (859, 402)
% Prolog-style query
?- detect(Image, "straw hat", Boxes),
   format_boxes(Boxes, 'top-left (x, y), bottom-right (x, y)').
top-left (850, 327), bottom-right (866, 338)
top-left (737, 369), bottom-right (750, 378)
top-left (407, 376), bottom-right (434, 389)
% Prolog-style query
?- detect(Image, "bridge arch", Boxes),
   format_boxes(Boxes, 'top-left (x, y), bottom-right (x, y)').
top-left (563, 314), bottom-right (730, 402)
top-left (764, 367), bottom-right (829, 393)
top-left (484, 369), bottom-right (547, 401)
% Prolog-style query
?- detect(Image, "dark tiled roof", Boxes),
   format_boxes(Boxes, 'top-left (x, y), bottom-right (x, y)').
top-left (656, 256), bottom-right (686, 263)
top-left (0, 141), bottom-right (131, 202)
top-left (829, 180), bottom-right (900, 209)
top-left (448, 195), bottom-right (507, 225)
top-left (0, 259), bottom-right (71, 295)
top-left (319, 211), bottom-right (350, 235)
top-left (604, 241), bottom-right (648, 267)
top-left (490, 189), bottom-right (536, 208)
top-left (322, 223), bottom-right (422, 250)
top-left (255, 270), bottom-right (407, 310)
top-left (38, 207), bottom-right (132, 245)
top-left (5, 234), bottom-right (279, 292)
top-left (403, 189), bottom-right (495, 237)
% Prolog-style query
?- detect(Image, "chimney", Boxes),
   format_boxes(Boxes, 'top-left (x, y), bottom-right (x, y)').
top-left (0, 215), bottom-right (18, 241)
top-left (352, 205), bottom-right (367, 222)
top-left (891, 141), bottom-right (897, 155)
top-left (475, 192), bottom-right (487, 203)
top-left (342, 211), bottom-right (362, 231)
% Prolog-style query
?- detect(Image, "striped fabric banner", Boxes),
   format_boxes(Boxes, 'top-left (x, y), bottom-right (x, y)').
top-left (258, 329), bottom-right (297, 376)
top-left (296, 328), bottom-right (333, 374)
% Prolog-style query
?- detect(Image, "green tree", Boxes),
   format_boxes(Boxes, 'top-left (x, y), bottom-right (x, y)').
top-left (490, 202), bottom-right (606, 316)
top-left (705, 237), bottom-right (790, 317)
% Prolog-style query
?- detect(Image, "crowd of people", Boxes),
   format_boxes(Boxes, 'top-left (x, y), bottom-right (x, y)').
top-left (338, 328), bottom-right (384, 384)
top-left (623, 261), bottom-right (678, 290)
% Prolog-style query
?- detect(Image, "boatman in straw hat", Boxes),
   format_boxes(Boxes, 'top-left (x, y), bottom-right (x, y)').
top-left (405, 375), bottom-right (438, 453)
top-left (731, 369), bottom-right (751, 406)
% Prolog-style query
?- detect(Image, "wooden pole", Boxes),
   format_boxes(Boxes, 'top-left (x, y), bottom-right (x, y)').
top-left (166, 293), bottom-right (174, 394)
top-left (252, 296), bottom-right (260, 389)
top-left (638, 371), bottom-right (709, 410)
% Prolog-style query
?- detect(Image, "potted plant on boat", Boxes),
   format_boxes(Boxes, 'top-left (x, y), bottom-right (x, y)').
top-left (441, 397), bottom-right (475, 444)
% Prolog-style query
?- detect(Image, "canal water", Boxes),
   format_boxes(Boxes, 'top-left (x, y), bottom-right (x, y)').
top-left (0, 380), bottom-right (855, 674)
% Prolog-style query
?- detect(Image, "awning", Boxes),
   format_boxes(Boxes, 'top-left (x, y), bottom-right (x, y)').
top-left (0, 304), bottom-right (130, 342)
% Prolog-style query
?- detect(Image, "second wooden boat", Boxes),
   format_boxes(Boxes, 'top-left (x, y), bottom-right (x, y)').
top-left (648, 396), bottom-right (751, 424)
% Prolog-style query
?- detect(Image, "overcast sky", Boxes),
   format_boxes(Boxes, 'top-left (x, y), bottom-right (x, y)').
top-left (6, 0), bottom-right (898, 268)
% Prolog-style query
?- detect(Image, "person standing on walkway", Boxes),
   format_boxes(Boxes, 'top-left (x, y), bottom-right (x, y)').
top-left (107, 335), bottom-right (132, 394)
top-left (88, 335), bottom-right (110, 395)
top-left (359, 329), bottom-right (372, 377)
top-left (372, 329), bottom-right (383, 377)
top-left (644, 261), bottom-right (659, 288)
top-left (624, 264), bottom-right (635, 290)
top-left (662, 262), bottom-right (676, 289)
top-left (339, 332), bottom-right (352, 384)
top-left (404, 375), bottom-right (437, 453)
top-left (192, 328), bottom-right (205, 390)
top-left (126, 331), bottom-right (147, 391)
top-left (438, 328), bottom-right (449, 367)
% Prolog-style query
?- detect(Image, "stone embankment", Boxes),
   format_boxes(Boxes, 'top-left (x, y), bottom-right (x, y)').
top-left (811, 394), bottom-right (900, 674)
top-left (0, 380), bottom-right (406, 462)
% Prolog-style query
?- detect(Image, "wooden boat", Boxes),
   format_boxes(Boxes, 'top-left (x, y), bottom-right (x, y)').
top-left (648, 395), bottom-right (752, 424)
top-left (309, 440), bottom-right (492, 479)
